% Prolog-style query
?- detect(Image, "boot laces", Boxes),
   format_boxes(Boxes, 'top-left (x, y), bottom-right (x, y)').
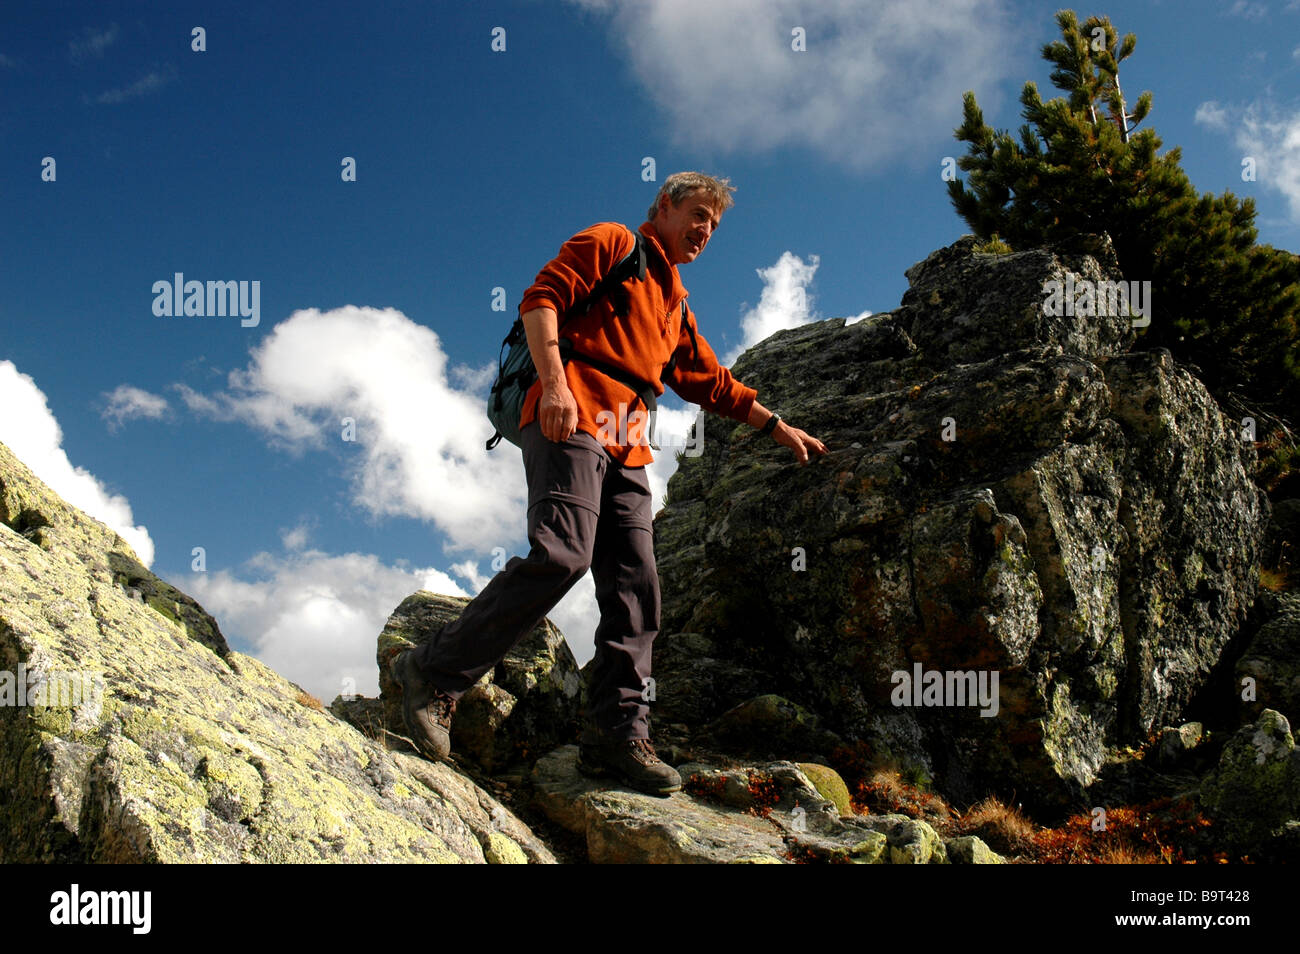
top-left (631, 739), bottom-right (661, 765)
top-left (431, 692), bottom-right (456, 727)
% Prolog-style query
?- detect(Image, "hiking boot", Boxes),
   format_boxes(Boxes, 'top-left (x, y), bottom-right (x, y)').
top-left (578, 737), bottom-right (682, 796)
top-left (389, 649), bottom-right (456, 762)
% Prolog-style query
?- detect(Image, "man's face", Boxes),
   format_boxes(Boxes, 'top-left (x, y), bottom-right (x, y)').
top-left (653, 190), bottom-right (722, 266)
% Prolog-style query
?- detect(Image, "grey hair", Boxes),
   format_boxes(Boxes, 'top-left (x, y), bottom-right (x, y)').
top-left (647, 171), bottom-right (736, 222)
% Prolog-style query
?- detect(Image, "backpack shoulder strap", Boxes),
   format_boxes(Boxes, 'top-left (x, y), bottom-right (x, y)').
top-left (561, 227), bottom-right (646, 327)
top-left (681, 300), bottom-right (699, 367)
top-left (660, 300), bottom-right (700, 382)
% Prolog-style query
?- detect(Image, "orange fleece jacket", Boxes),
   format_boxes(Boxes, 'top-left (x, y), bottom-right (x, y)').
top-left (518, 221), bottom-right (757, 466)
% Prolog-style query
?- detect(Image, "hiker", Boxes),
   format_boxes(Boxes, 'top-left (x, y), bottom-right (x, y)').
top-left (391, 172), bottom-right (827, 795)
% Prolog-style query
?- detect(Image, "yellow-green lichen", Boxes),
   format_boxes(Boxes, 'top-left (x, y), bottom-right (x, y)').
top-left (483, 831), bottom-right (527, 864)
top-left (797, 762), bottom-right (853, 817)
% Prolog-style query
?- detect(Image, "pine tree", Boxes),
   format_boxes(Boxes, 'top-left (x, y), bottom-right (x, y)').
top-left (947, 10), bottom-right (1300, 446)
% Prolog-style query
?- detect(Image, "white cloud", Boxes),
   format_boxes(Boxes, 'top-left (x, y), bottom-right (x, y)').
top-left (1194, 100), bottom-right (1230, 132)
top-left (101, 384), bottom-right (169, 429)
top-left (564, 0), bottom-right (1015, 168)
top-left (725, 251), bottom-right (821, 364)
top-left (1199, 98), bottom-right (1300, 222)
top-left (446, 557), bottom-right (489, 593)
top-left (173, 304), bottom-right (656, 678)
top-left (0, 361), bottom-right (154, 565)
top-left (180, 305), bottom-right (526, 555)
top-left (1237, 102), bottom-right (1300, 221)
top-left (449, 361), bottom-right (496, 395)
top-left (184, 549), bottom-right (474, 701)
top-left (91, 65), bottom-right (175, 105)
top-left (279, 521), bottom-right (312, 552)
top-left (69, 24), bottom-right (118, 62)
top-left (742, 253), bottom-right (819, 358)
top-left (1227, 0), bottom-right (1268, 19)
top-left (183, 545), bottom-right (605, 699)
top-left (644, 403), bottom-right (704, 513)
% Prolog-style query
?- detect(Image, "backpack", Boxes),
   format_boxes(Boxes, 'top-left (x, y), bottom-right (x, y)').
top-left (485, 228), bottom-right (698, 451)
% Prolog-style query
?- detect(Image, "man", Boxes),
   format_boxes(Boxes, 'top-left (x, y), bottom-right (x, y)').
top-left (391, 172), bottom-right (827, 795)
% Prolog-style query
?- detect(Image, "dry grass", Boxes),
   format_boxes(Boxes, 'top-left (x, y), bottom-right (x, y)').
top-left (955, 796), bottom-right (1038, 856)
top-left (1259, 566), bottom-right (1290, 592)
top-left (1095, 843), bottom-right (1169, 864)
top-left (1027, 800), bottom-right (1215, 864)
top-left (858, 768), bottom-right (955, 828)
top-left (829, 741), bottom-right (1227, 863)
top-left (295, 690), bottom-right (324, 711)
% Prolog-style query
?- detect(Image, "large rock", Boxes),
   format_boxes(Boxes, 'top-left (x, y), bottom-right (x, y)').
top-left (0, 439), bottom-right (553, 863)
top-left (1235, 593), bottom-right (1300, 725)
top-left (531, 746), bottom-right (985, 863)
top-left (376, 592), bottom-right (583, 771)
top-left (654, 235), bottom-right (1266, 811)
top-left (1198, 709), bottom-right (1300, 856)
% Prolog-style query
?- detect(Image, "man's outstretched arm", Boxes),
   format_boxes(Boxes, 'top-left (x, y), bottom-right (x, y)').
top-left (663, 302), bottom-right (827, 464)
top-left (747, 401), bottom-right (828, 464)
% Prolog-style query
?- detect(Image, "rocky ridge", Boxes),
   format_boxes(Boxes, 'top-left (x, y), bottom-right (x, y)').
top-left (3, 233), bottom-right (1296, 862)
top-left (0, 439), bottom-right (549, 863)
top-left (653, 234), bottom-right (1269, 813)
top-left (0, 435), bottom-right (999, 863)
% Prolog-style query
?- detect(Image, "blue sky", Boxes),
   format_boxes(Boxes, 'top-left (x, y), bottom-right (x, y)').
top-left (3, 0), bottom-right (1298, 702)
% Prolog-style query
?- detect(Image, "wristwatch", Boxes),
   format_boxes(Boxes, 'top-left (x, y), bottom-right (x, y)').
top-left (760, 411), bottom-right (781, 436)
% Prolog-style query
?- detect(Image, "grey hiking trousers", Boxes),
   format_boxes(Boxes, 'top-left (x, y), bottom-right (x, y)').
top-left (413, 421), bottom-right (658, 741)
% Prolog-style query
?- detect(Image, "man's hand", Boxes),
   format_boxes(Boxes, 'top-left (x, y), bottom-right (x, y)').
top-left (747, 402), bottom-right (828, 464)
top-left (539, 381), bottom-right (579, 443)
top-left (521, 305), bottom-right (578, 442)
top-left (774, 422), bottom-right (827, 464)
